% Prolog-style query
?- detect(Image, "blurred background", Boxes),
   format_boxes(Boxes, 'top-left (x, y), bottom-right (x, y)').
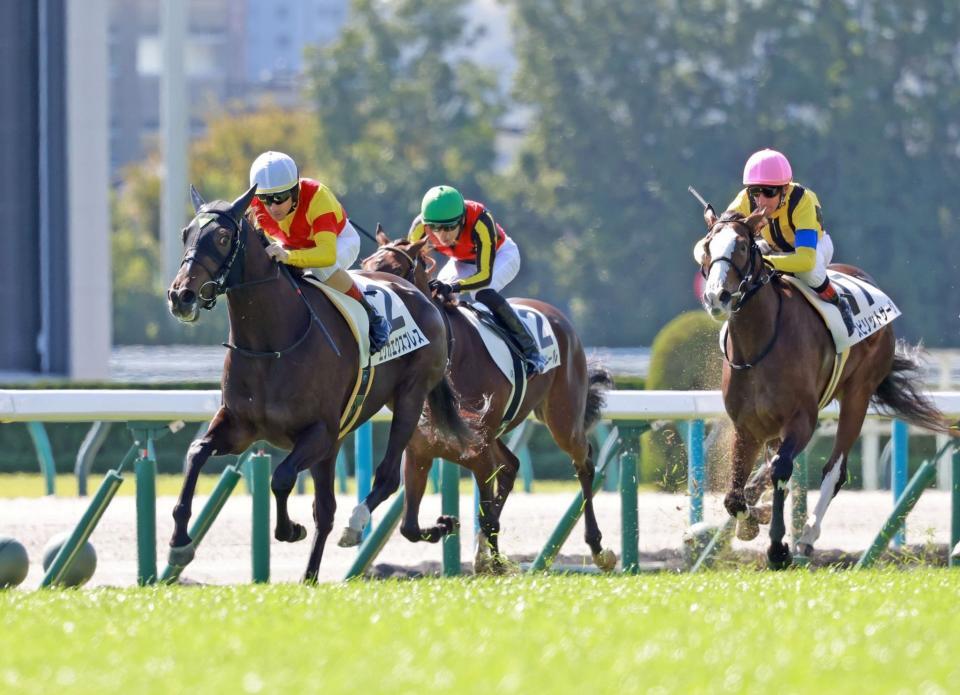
top-left (2, 0), bottom-right (958, 386)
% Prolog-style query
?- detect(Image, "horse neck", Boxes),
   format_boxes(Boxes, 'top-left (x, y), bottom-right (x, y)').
top-left (727, 277), bottom-right (780, 363)
top-left (226, 252), bottom-right (306, 352)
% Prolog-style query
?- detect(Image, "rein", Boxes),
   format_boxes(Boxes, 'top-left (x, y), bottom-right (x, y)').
top-left (705, 220), bottom-right (781, 370)
top-left (185, 212), bottom-right (341, 359)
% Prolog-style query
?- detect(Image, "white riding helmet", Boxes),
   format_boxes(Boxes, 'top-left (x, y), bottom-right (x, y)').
top-left (249, 151), bottom-right (299, 194)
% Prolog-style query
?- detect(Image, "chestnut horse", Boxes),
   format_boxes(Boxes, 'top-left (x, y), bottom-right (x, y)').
top-left (166, 186), bottom-right (473, 582)
top-left (359, 229), bottom-right (616, 572)
top-left (696, 208), bottom-right (949, 568)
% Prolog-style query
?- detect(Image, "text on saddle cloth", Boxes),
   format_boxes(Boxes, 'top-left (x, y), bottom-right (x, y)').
top-left (458, 301), bottom-right (562, 383)
top-left (301, 272), bottom-right (430, 366)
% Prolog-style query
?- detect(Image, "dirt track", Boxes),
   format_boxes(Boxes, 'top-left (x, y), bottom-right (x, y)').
top-left (1, 489), bottom-right (954, 588)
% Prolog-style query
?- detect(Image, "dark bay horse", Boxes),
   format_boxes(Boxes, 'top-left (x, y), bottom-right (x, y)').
top-left (359, 229), bottom-right (616, 572)
top-left (696, 208), bottom-right (950, 568)
top-left (166, 186), bottom-right (473, 582)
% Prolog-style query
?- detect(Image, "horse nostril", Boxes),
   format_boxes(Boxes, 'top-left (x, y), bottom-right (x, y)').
top-left (177, 288), bottom-right (197, 306)
top-left (718, 290), bottom-right (731, 304)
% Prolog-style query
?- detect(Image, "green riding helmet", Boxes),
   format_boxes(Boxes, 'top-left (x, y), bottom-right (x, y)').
top-left (421, 185), bottom-right (465, 225)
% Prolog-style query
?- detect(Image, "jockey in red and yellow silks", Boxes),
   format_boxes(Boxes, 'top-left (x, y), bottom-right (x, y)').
top-left (247, 151), bottom-right (390, 352)
top-left (408, 185), bottom-right (545, 375)
top-left (727, 149), bottom-right (855, 336)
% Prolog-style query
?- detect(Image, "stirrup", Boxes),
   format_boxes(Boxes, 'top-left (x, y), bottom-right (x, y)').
top-left (368, 314), bottom-right (391, 353)
top-left (524, 352), bottom-right (547, 376)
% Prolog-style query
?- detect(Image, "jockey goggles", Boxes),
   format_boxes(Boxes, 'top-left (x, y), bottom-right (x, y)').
top-left (257, 190), bottom-right (293, 206)
top-left (425, 220), bottom-right (461, 232)
top-left (747, 185), bottom-right (782, 199)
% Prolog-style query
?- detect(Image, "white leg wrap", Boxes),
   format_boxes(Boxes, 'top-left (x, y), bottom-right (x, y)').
top-left (798, 455), bottom-right (844, 548)
top-left (347, 503), bottom-right (371, 533)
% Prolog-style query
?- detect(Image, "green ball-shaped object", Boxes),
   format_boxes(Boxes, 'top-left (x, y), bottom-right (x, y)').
top-left (42, 532), bottom-right (97, 587)
top-left (0, 536), bottom-right (29, 588)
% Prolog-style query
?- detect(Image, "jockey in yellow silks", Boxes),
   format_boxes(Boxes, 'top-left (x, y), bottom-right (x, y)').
top-left (727, 148), bottom-right (855, 336)
top-left (247, 151), bottom-right (390, 352)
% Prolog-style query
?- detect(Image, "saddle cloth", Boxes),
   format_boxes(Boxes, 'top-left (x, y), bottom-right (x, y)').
top-left (782, 269), bottom-right (901, 353)
top-left (457, 300), bottom-right (561, 435)
top-left (302, 272), bottom-right (431, 367)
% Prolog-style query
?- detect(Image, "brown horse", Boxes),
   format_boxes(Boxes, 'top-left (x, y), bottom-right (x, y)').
top-left (166, 186), bottom-right (473, 582)
top-left (696, 208), bottom-right (950, 568)
top-left (359, 229), bottom-right (616, 572)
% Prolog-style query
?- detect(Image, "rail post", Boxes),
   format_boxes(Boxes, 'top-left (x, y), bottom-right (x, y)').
top-left (619, 423), bottom-right (645, 573)
top-left (250, 450), bottom-right (271, 583)
top-left (355, 423), bottom-right (373, 541)
top-left (440, 459), bottom-right (460, 576)
top-left (951, 448), bottom-right (960, 569)
top-left (687, 419), bottom-right (705, 525)
top-left (891, 419), bottom-right (909, 547)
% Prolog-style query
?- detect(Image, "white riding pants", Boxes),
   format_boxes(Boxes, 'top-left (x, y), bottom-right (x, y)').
top-left (308, 220), bottom-right (361, 281)
top-left (794, 233), bottom-right (834, 289)
top-left (436, 235), bottom-right (521, 297)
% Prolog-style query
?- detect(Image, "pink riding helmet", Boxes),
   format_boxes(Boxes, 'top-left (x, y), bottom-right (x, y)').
top-left (742, 149), bottom-right (793, 186)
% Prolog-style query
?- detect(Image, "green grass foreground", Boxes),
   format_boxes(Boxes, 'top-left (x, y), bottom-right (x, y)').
top-left (1, 571), bottom-right (958, 694)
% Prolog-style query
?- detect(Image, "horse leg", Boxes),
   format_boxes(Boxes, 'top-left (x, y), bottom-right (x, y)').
top-left (540, 389), bottom-right (616, 571)
top-left (399, 449), bottom-right (459, 543)
top-left (273, 421), bottom-right (335, 544)
top-left (303, 452), bottom-right (338, 584)
top-left (796, 389), bottom-right (870, 557)
top-left (340, 385), bottom-right (429, 547)
top-left (768, 415), bottom-right (816, 570)
top-left (724, 428), bottom-right (763, 541)
top-left (169, 407), bottom-right (253, 569)
top-left (471, 453), bottom-right (504, 574)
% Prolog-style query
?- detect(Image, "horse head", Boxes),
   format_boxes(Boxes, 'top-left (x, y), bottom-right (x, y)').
top-left (167, 184), bottom-right (260, 322)
top-left (695, 207), bottom-right (768, 319)
top-left (360, 225), bottom-right (434, 294)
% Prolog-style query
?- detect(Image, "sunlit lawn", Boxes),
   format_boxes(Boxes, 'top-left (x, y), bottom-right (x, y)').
top-left (1, 571), bottom-right (956, 694)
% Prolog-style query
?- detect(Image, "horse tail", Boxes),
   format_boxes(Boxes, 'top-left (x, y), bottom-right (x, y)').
top-left (872, 340), bottom-right (951, 435)
top-left (425, 374), bottom-right (486, 452)
top-left (583, 364), bottom-right (614, 432)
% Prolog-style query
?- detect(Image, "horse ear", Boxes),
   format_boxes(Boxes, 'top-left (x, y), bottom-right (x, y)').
top-left (703, 207), bottom-right (718, 229)
top-left (189, 185), bottom-right (206, 212)
top-left (745, 207), bottom-right (769, 235)
top-left (693, 238), bottom-right (708, 265)
top-left (375, 225), bottom-right (390, 246)
top-left (229, 184), bottom-right (258, 222)
top-left (408, 239), bottom-right (429, 258)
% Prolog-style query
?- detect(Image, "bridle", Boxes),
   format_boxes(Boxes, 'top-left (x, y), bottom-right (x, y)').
top-left (702, 219), bottom-right (774, 313)
top-left (180, 209), bottom-right (340, 359)
top-left (702, 219), bottom-right (782, 369)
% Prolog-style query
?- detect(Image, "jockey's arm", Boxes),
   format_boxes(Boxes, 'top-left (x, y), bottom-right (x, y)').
top-left (284, 231), bottom-right (337, 268)
top-left (762, 230), bottom-right (817, 273)
top-left (407, 215), bottom-right (426, 242)
top-left (453, 212), bottom-right (498, 291)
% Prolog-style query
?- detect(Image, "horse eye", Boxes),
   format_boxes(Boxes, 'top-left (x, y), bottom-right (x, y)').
top-left (218, 233), bottom-right (230, 247)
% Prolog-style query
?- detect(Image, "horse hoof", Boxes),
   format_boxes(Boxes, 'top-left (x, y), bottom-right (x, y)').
top-left (593, 548), bottom-right (617, 572)
top-left (275, 523), bottom-right (307, 543)
top-left (437, 515), bottom-right (460, 536)
top-left (338, 527), bottom-right (362, 548)
top-left (491, 554), bottom-right (519, 575)
top-left (736, 516), bottom-right (760, 541)
top-left (750, 503), bottom-right (772, 525)
top-left (474, 551), bottom-right (493, 575)
top-left (795, 542), bottom-right (814, 558)
top-left (767, 542), bottom-right (792, 570)
top-left (167, 543), bottom-right (196, 569)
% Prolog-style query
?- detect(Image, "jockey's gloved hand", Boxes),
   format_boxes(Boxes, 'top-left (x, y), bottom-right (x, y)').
top-left (265, 244), bottom-right (290, 263)
top-left (756, 239), bottom-right (773, 255)
top-left (428, 280), bottom-right (458, 297)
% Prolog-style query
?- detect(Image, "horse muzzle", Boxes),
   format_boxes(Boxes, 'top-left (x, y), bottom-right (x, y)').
top-left (702, 289), bottom-right (732, 320)
top-left (167, 286), bottom-right (200, 323)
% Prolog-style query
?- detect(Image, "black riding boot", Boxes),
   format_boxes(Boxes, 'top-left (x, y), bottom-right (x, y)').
top-left (358, 293), bottom-right (391, 353)
top-left (815, 280), bottom-right (855, 337)
top-left (476, 288), bottom-right (546, 376)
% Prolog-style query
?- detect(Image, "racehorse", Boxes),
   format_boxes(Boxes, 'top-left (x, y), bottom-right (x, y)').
top-left (166, 186), bottom-right (474, 582)
top-left (696, 208), bottom-right (950, 568)
top-left (360, 228), bottom-right (616, 572)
